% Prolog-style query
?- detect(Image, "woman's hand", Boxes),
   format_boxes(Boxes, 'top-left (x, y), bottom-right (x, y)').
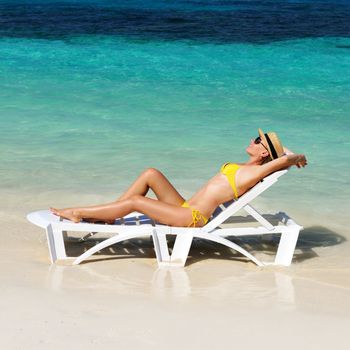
top-left (287, 154), bottom-right (308, 168)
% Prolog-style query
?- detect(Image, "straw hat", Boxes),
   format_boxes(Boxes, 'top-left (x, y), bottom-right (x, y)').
top-left (258, 128), bottom-right (284, 159)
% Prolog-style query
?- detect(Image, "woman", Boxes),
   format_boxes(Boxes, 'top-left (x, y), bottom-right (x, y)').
top-left (51, 128), bottom-right (307, 227)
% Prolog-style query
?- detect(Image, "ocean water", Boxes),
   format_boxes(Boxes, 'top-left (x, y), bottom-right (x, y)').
top-left (0, 0), bottom-right (349, 231)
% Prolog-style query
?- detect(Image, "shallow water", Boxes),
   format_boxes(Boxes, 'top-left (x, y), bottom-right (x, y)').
top-left (0, 1), bottom-right (349, 233)
top-left (1, 4), bottom-right (350, 348)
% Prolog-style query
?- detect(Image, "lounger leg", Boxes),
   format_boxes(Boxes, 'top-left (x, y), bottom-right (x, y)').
top-left (170, 231), bottom-right (194, 267)
top-left (274, 227), bottom-right (301, 266)
top-left (45, 224), bottom-right (67, 263)
top-left (152, 229), bottom-right (171, 266)
top-left (73, 232), bottom-right (151, 265)
top-left (196, 232), bottom-right (264, 267)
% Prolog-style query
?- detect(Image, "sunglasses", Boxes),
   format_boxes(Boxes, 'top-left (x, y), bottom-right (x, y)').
top-left (254, 136), bottom-right (269, 152)
top-left (254, 136), bottom-right (262, 144)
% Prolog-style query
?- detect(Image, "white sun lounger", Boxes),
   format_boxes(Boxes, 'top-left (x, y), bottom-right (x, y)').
top-left (27, 169), bottom-right (302, 267)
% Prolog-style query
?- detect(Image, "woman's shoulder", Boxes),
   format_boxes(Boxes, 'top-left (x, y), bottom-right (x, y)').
top-left (236, 164), bottom-right (261, 179)
top-left (225, 157), bottom-right (290, 179)
top-left (239, 157), bottom-right (289, 180)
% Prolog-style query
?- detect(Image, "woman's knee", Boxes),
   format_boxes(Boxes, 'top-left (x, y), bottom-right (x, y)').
top-left (128, 194), bottom-right (145, 210)
top-left (142, 167), bottom-right (163, 180)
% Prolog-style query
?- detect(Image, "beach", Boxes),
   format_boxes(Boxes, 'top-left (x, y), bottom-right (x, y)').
top-left (2, 208), bottom-right (350, 349)
top-left (1, 0), bottom-right (350, 348)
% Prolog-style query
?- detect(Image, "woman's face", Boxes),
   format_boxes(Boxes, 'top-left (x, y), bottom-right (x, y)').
top-left (246, 137), bottom-right (269, 158)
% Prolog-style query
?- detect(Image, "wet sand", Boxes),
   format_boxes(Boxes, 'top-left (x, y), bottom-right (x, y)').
top-left (1, 193), bottom-right (350, 350)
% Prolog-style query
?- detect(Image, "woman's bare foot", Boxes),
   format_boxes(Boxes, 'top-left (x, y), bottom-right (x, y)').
top-left (50, 207), bottom-right (81, 223)
top-left (50, 207), bottom-right (62, 217)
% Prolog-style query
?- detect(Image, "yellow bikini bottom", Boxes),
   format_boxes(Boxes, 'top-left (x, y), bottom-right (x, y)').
top-left (181, 201), bottom-right (208, 227)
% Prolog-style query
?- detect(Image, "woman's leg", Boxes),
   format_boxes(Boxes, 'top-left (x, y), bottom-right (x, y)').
top-left (116, 168), bottom-right (185, 206)
top-left (51, 195), bottom-right (195, 227)
top-left (50, 168), bottom-right (187, 224)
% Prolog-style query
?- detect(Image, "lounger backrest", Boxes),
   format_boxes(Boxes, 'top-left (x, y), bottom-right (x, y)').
top-left (202, 169), bottom-right (288, 233)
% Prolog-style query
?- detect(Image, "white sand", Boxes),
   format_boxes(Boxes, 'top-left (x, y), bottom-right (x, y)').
top-left (1, 194), bottom-right (350, 350)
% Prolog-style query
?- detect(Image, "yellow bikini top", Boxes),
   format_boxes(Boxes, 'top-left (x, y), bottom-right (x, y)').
top-left (220, 163), bottom-right (240, 199)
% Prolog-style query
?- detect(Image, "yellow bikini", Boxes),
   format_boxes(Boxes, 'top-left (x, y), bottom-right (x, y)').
top-left (220, 162), bottom-right (241, 199)
top-left (181, 162), bottom-right (240, 227)
top-left (181, 201), bottom-right (208, 227)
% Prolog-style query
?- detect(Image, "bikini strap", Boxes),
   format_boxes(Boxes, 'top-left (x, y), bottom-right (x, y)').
top-left (220, 162), bottom-right (229, 172)
top-left (188, 209), bottom-right (208, 228)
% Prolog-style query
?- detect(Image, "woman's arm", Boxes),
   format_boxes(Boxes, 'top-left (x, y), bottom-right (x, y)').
top-left (286, 153), bottom-right (308, 168)
top-left (237, 154), bottom-right (307, 194)
top-left (259, 153), bottom-right (307, 178)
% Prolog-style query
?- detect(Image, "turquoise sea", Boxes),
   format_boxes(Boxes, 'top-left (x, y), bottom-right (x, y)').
top-left (0, 0), bottom-right (349, 232)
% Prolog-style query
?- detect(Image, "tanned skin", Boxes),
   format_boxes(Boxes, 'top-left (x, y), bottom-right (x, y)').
top-left (51, 138), bottom-right (307, 227)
